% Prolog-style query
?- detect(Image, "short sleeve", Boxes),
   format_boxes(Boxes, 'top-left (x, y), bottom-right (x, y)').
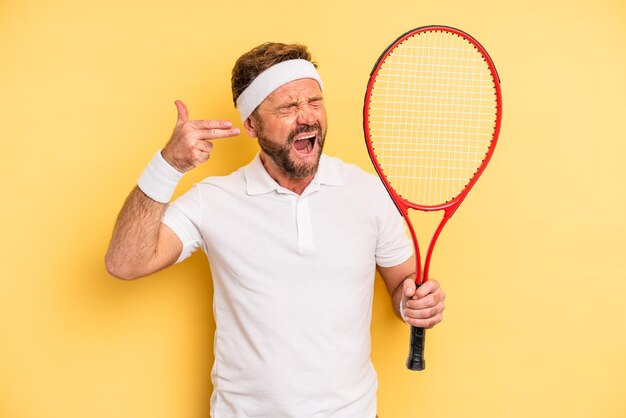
top-left (162, 185), bottom-right (206, 263)
top-left (374, 187), bottom-right (414, 268)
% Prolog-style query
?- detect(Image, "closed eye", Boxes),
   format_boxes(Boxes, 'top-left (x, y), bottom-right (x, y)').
top-left (275, 97), bottom-right (324, 116)
top-left (277, 105), bottom-right (298, 117)
top-left (309, 97), bottom-right (323, 106)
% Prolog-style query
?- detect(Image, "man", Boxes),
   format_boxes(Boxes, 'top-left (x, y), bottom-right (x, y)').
top-left (106, 42), bottom-right (445, 417)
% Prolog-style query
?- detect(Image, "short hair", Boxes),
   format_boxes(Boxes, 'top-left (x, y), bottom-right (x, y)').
top-left (231, 42), bottom-right (317, 107)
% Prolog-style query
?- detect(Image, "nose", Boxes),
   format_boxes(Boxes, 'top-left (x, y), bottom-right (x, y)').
top-left (296, 103), bottom-right (317, 126)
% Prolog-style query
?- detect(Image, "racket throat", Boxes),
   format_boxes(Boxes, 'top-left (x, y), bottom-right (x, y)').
top-left (414, 210), bottom-right (454, 285)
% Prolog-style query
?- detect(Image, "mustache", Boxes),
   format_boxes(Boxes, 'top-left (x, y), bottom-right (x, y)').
top-left (287, 122), bottom-right (323, 144)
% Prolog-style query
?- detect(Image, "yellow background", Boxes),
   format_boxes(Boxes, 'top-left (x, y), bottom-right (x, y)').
top-left (1, 0), bottom-right (625, 417)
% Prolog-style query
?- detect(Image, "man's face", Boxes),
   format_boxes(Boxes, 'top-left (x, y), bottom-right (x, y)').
top-left (249, 78), bottom-right (327, 179)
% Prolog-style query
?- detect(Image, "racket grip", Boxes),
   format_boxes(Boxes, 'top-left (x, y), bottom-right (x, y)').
top-left (406, 325), bottom-right (426, 371)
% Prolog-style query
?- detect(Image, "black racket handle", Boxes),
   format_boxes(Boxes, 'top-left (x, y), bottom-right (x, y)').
top-left (406, 325), bottom-right (426, 371)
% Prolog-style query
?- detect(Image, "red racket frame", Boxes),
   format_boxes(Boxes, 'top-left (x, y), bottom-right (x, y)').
top-left (364, 25), bottom-right (503, 284)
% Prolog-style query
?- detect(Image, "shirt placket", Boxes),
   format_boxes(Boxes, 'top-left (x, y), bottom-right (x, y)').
top-left (295, 195), bottom-right (315, 253)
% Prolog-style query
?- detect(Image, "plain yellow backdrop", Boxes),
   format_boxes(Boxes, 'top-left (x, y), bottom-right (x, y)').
top-left (1, 0), bottom-right (625, 417)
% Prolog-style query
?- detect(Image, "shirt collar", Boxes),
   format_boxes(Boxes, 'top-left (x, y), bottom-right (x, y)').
top-left (244, 153), bottom-right (343, 196)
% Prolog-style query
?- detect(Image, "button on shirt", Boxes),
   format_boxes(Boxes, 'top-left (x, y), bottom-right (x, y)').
top-left (162, 154), bottom-right (412, 418)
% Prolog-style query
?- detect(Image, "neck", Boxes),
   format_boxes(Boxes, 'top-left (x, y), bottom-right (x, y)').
top-left (259, 153), bottom-right (315, 195)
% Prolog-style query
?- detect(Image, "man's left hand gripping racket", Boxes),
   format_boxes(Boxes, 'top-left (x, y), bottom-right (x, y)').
top-left (363, 26), bottom-right (502, 371)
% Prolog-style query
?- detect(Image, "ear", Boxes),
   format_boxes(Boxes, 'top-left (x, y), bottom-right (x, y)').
top-left (243, 116), bottom-right (258, 138)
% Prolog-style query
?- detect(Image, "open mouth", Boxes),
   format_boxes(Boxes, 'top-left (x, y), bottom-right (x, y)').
top-left (293, 133), bottom-right (317, 154)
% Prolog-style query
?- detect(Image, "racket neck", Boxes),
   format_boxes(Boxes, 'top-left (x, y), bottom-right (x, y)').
top-left (421, 208), bottom-right (455, 284)
top-left (403, 211), bottom-right (423, 285)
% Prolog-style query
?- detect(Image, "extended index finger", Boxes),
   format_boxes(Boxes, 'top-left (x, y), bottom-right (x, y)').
top-left (192, 127), bottom-right (241, 140)
top-left (188, 119), bottom-right (235, 130)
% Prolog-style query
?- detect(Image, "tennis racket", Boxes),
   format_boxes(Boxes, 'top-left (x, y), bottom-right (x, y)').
top-left (363, 25), bottom-right (502, 371)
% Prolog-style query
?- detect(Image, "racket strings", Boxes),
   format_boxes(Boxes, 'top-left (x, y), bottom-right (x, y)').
top-left (367, 30), bottom-right (498, 206)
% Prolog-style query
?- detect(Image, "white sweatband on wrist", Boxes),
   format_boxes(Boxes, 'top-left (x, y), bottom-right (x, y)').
top-left (137, 151), bottom-right (184, 203)
top-left (400, 298), bottom-right (408, 323)
top-left (235, 59), bottom-right (323, 122)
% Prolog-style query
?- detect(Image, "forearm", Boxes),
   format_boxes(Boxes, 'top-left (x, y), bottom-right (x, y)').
top-left (378, 258), bottom-right (416, 322)
top-left (105, 187), bottom-right (167, 279)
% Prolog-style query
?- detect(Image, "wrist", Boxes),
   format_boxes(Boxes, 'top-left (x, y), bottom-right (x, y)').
top-left (391, 282), bottom-right (406, 321)
top-left (137, 150), bottom-right (184, 203)
top-left (398, 290), bottom-right (408, 322)
top-left (395, 275), bottom-right (415, 322)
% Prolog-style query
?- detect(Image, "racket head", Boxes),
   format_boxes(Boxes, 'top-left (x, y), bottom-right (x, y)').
top-left (364, 25), bottom-right (502, 213)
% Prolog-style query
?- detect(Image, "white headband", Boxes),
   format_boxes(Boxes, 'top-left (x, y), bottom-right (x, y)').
top-left (235, 59), bottom-right (323, 122)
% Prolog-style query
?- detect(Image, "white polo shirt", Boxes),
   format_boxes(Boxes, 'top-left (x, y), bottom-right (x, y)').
top-left (162, 154), bottom-right (412, 418)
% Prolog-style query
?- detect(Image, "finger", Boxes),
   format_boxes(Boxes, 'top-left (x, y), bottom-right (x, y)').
top-left (175, 100), bottom-right (189, 125)
top-left (403, 303), bottom-right (444, 320)
top-left (414, 279), bottom-right (440, 299)
top-left (407, 290), bottom-right (445, 309)
top-left (404, 314), bottom-right (443, 329)
top-left (188, 119), bottom-right (235, 130)
top-left (196, 140), bottom-right (214, 153)
top-left (403, 277), bottom-right (417, 298)
top-left (195, 148), bottom-right (211, 163)
top-left (189, 127), bottom-right (241, 141)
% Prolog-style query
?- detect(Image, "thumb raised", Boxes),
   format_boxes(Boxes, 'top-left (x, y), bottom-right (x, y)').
top-left (174, 99), bottom-right (189, 125)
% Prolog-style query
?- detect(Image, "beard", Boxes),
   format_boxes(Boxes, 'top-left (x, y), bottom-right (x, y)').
top-left (257, 121), bottom-right (326, 179)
